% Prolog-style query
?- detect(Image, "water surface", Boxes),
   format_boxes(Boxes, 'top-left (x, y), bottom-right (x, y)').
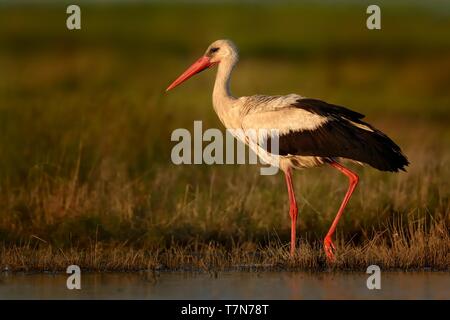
top-left (1, 272), bottom-right (448, 299)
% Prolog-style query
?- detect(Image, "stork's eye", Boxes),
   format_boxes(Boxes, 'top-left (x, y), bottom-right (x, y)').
top-left (209, 47), bottom-right (220, 54)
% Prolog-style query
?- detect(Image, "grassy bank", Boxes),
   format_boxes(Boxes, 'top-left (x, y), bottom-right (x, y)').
top-left (0, 3), bottom-right (449, 271)
top-left (2, 217), bottom-right (448, 272)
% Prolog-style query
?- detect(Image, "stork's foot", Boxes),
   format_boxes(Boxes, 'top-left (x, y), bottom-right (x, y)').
top-left (323, 236), bottom-right (336, 262)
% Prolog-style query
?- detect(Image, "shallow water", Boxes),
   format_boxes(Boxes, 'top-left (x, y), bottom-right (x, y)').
top-left (0, 271), bottom-right (448, 300)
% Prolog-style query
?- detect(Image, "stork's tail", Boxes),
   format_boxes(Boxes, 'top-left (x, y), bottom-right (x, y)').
top-left (354, 128), bottom-right (409, 172)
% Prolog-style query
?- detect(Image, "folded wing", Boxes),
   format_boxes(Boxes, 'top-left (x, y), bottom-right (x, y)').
top-left (241, 97), bottom-right (409, 172)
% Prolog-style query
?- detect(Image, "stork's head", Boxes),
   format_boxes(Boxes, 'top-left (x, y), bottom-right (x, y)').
top-left (166, 39), bottom-right (238, 92)
top-left (204, 39), bottom-right (239, 64)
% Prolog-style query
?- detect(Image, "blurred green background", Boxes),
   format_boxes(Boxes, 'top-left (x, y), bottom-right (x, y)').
top-left (0, 1), bottom-right (449, 248)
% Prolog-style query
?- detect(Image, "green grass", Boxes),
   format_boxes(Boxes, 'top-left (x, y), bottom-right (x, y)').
top-left (0, 2), bottom-right (449, 271)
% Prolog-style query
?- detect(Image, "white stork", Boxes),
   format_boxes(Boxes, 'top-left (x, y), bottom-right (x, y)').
top-left (166, 39), bottom-right (409, 260)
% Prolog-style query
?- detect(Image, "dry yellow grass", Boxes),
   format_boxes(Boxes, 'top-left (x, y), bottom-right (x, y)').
top-left (1, 215), bottom-right (448, 272)
top-left (0, 120), bottom-right (449, 272)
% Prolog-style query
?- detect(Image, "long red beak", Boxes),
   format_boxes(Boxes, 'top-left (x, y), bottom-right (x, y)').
top-left (166, 56), bottom-right (214, 92)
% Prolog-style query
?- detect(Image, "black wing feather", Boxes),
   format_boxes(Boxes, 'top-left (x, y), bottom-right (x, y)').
top-left (294, 98), bottom-right (365, 121)
top-left (266, 98), bottom-right (409, 172)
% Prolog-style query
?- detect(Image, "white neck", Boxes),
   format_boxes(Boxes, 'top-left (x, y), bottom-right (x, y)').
top-left (212, 57), bottom-right (237, 108)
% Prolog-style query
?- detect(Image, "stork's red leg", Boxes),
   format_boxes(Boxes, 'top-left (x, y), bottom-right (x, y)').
top-left (284, 168), bottom-right (298, 256)
top-left (325, 161), bottom-right (359, 261)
